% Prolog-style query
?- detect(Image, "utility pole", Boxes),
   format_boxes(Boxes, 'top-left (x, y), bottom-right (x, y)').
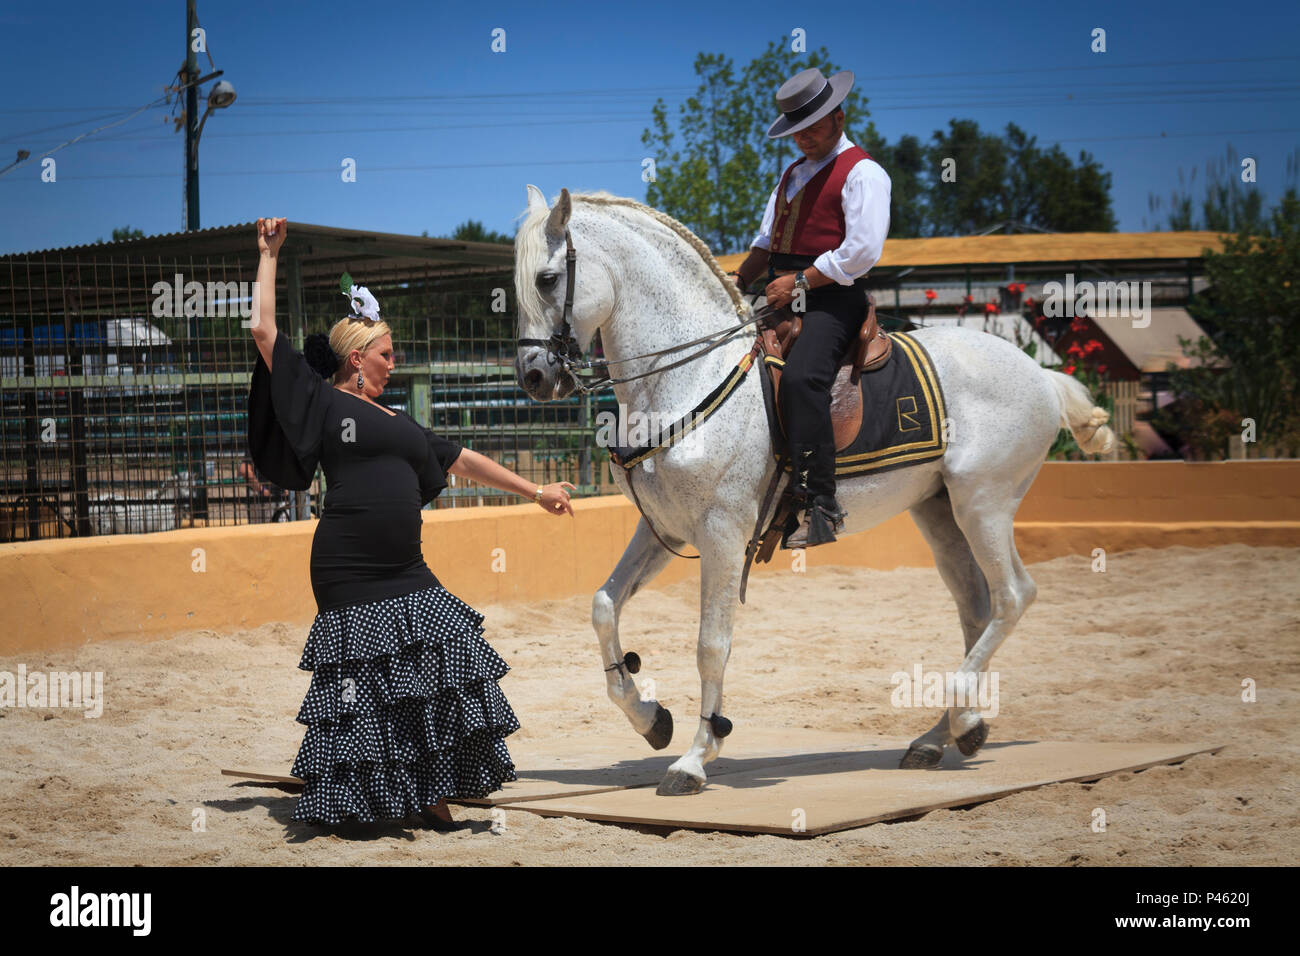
top-left (183, 0), bottom-right (200, 231)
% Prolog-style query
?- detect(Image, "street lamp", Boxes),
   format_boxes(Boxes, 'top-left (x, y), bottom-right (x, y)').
top-left (182, 67), bottom-right (235, 230)
top-left (194, 80), bottom-right (237, 149)
top-left (0, 149), bottom-right (31, 177)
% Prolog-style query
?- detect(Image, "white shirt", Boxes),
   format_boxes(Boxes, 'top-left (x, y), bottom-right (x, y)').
top-left (752, 134), bottom-right (892, 285)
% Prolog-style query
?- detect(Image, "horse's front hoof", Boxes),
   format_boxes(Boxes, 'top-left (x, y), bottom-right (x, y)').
top-left (641, 704), bottom-right (673, 751)
top-left (899, 744), bottom-right (944, 769)
top-left (955, 719), bottom-right (989, 756)
top-left (656, 769), bottom-right (705, 796)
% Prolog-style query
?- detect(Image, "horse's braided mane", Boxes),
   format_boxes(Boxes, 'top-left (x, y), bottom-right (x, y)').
top-left (569, 192), bottom-right (752, 319)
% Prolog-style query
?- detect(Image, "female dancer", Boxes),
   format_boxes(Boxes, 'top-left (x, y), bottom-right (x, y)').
top-left (248, 217), bottom-right (574, 830)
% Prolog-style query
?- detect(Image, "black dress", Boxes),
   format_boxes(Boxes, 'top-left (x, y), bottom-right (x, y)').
top-left (247, 329), bottom-right (519, 824)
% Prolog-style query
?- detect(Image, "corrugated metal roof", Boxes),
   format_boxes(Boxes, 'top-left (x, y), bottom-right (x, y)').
top-left (1, 220), bottom-right (515, 268)
top-left (715, 231), bottom-right (1230, 271)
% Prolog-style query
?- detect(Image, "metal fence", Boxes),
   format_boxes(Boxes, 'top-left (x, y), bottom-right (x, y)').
top-left (0, 250), bottom-right (620, 542)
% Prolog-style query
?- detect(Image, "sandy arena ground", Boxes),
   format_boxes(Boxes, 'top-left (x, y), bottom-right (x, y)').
top-left (1, 543), bottom-right (1296, 866)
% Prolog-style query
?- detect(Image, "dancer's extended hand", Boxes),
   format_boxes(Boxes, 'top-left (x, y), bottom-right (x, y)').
top-left (539, 482), bottom-right (576, 516)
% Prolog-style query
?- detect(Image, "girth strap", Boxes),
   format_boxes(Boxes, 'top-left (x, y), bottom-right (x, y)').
top-left (626, 465), bottom-right (699, 560)
top-left (612, 338), bottom-right (764, 561)
top-left (609, 340), bottom-right (762, 469)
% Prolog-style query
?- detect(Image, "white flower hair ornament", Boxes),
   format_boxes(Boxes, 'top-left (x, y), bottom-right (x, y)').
top-left (339, 271), bottom-right (381, 322)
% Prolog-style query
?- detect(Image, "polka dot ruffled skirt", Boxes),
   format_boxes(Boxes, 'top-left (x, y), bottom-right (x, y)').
top-left (290, 586), bottom-right (519, 824)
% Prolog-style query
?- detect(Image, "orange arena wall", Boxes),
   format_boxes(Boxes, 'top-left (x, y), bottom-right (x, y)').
top-left (1, 461), bottom-right (1297, 654)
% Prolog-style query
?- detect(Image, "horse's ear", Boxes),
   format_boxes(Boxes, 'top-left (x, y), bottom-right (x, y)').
top-left (545, 187), bottom-right (571, 239)
top-left (526, 184), bottom-right (548, 215)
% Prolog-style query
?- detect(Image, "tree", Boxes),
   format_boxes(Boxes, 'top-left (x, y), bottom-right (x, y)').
top-left (869, 133), bottom-right (926, 239)
top-left (423, 220), bottom-right (513, 244)
top-left (1144, 145), bottom-right (1274, 235)
top-left (1143, 145), bottom-right (1292, 233)
top-left (642, 41), bottom-right (879, 254)
top-left (1151, 187), bottom-right (1300, 457)
top-left (644, 47), bottom-right (1117, 242)
top-left (98, 225), bottom-right (145, 242)
top-left (924, 120), bottom-right (1011, 235)
top-left (1027, 143), bottom-right (1117, 232)
top-left (924, 120), bottom-right (1116, 234)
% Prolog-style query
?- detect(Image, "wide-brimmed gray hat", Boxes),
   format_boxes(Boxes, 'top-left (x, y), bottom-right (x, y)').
top-left (767, 68), bottom-right (854, 138)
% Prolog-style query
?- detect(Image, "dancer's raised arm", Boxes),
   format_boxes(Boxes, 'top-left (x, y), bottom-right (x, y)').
top-left (252, 217), bottom-right (286, 371)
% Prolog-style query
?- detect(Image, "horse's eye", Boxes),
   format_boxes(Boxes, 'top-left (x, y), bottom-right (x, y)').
top-left (535, 272), bottom-right (559, 291)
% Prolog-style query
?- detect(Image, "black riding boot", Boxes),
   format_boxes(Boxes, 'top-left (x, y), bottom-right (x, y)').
top-left (781, 446), bottom-right (848, 549)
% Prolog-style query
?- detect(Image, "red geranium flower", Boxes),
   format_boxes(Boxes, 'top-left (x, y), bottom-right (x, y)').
top-left (1063, 363), bottom-right (1076, 375)
top-left (924, 289), bottom-right (937, 300)
top-left (964, 294), bottom-right (973, 303)
top-left (1069, 316), bottom-right (1089, 333)
top-left (1067, 342), bottom-right (1085, 357)
top-left (1084, 339), bottom-right (1104, 354)
top-left (1024, 296), bottom-right (1035, 307)
top-left (1097, 364), bottom-right (1108, 375)
top-left (984, 302), bottom-right (998, 314)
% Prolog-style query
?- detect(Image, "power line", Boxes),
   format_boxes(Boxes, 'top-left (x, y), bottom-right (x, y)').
top-left (40, 116), bottom-right (653, 146)
top-left (4, 54), bottom-right (1298, 115)
top-left (852, 53), bottom-right (1300, 84)
top-left (21, 77), bottom-right (1295, 130)
top-left (6, 56), bottom-right (1300, 165)
top-left (0, 157), bottom-right (647, 181)
top-left (0, 95), bottom-right (170, 179)
top-left (47, 92), bottom-right (1300, 147)
top-left (1055, 127), bottom-right (1300, 144)
top-left (6, 124), bottom-right (1300, 185)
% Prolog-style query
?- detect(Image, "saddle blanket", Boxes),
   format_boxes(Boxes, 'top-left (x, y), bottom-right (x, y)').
top-left (787, 330), bottom-right (948, 479)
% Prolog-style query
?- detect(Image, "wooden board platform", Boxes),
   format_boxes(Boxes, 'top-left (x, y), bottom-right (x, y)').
top-left (502, 739), bottom-right (1224, 836)
top-left (220, 767), bottom-right (302, 787)
top-left (456, 726), bottom-right (878, 805)
top-left (220, 726), bottom-right (878, 802)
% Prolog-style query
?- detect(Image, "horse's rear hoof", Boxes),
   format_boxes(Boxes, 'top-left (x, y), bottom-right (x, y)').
top-left (899, 744), bottom-right (943, 769)
top-left (955, 719), bottom-right (989, 756)
top-left (656, 769), bottom-right (704, 796)
top-left (641, 705), bottom-right (673, 751)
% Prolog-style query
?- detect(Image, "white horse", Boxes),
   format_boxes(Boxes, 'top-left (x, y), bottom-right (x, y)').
top-left (514, 186), bottom-right (1114, 796)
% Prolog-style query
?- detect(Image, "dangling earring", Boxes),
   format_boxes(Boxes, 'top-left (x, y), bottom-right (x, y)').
top-left (356, 369), bottom-right (364, 390)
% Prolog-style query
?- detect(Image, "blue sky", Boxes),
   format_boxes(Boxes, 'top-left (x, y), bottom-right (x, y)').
top-left (1, 0), bottom-right (1298, 255)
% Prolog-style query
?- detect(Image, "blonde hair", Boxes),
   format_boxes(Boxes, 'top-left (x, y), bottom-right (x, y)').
top-left (327, 317), bottom-right (393, 383)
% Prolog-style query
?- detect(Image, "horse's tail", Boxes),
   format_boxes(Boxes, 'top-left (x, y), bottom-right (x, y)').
top-left (1045, 370), bottom-right (1116, 455)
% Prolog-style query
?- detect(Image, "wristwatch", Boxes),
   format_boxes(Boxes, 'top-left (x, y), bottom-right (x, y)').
top-left (794, 271), bottom-right (810, 293)
top-left (533, 485), bottom-right (544, 503)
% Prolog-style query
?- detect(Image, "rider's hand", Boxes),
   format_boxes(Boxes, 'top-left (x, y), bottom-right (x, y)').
top-left (257, 217), bottom-right (287, 256)
top-left (538, 482), bottom-right (576, 516)
top-left (764, 273), bottom-right (797, 309)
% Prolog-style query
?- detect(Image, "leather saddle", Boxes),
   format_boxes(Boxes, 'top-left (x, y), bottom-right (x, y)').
top-left (757, 293), bottom-right (892, 450)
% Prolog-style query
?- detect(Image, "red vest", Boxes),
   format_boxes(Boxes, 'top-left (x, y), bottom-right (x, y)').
top-left (769, 145), bottom-right (872, 256)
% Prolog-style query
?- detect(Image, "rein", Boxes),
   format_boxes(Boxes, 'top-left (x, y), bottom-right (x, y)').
top-left (516, 227), bottom-right (773, 394)
top-left (517, 225), bottom-right (774, 561)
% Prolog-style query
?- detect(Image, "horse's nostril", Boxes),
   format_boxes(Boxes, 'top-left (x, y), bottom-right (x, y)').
top-left (524, 369), bottom-right (543, 391)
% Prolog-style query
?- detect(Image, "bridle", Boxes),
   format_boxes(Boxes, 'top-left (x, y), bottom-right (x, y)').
top-left (515, 224), bottom-right (777, 563)
top-left (516, 228), bottom-right (770, 395)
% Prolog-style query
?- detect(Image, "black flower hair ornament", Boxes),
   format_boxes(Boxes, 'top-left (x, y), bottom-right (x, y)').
top-left (304, 333), bottom-right (339, 380)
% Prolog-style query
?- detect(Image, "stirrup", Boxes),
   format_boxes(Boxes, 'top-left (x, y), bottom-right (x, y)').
top-left (805, 495), bottom-right (846, 546)
top-left (781, 496), bottom-right (846, 549)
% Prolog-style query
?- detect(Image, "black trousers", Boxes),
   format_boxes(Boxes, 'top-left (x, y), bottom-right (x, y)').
top-left (777, 279), bottom-right (869, 499)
